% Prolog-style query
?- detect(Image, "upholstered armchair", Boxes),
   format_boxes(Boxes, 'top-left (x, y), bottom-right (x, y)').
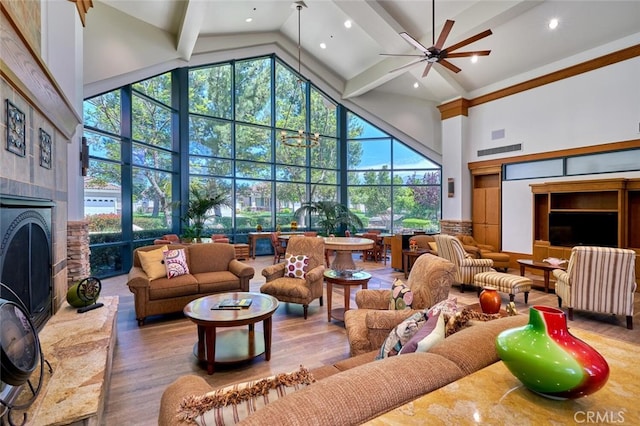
top-left (553, 246), bottom-right (637, 329)
top-left (343, 254), bottom-right (455, 356)
top-left (260, 236), bottom-right (326, 319)
top-left (434, 234), bottom-right (494, 293)
top-left (456, 235), bottom-right (510, 272)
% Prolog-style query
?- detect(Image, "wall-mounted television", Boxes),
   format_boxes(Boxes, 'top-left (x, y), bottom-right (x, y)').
top-left (548, 211), bottom-right (618, 247)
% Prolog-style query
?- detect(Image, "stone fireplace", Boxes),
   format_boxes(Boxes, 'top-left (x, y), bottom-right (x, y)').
top-left (0, 197), bottom-right (54, 330)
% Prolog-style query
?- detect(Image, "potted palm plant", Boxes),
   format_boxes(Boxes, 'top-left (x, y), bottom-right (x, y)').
top-left (294, 201), bottom-right (363, 236)
top-left (182, 188), bottom-right (229, 242)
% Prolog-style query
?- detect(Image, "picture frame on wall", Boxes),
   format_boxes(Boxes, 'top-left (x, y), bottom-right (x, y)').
top-left (39, 128), bottom-right (52, 169)
top-left (5, 99), bottom-right (26, 157)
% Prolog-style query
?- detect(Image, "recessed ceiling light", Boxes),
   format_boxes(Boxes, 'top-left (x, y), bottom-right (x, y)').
top-left (549, 18), bottom-right (559, 30)
top-left (471, 55), bottom-right (478, 64)
top-left (320, 42), bottom-right (327, 49)
top-left (344, 20), bottom-right (352, 29)
top-left (245, 17), bottom-right (253, 23)
top-left (413, 82), bottom-right (419, 89)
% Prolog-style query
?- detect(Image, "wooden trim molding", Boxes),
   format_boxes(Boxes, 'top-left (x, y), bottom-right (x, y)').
top-left (468, 139), bottom-right (640, 171)
top-left (68, 0), bottom-right (93, 27)
top-left (439, 44), bottom-right (640, 120)
top-left (437, 98), bottom-right (470, 120)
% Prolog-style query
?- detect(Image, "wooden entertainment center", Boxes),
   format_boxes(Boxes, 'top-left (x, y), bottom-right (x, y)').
top-left (530, 178), bottom-right (640, 284)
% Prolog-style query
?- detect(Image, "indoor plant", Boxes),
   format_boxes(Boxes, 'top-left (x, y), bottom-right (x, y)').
top-left (181, 188), bottom-right (229, 241)
top-left (294, 201), bottom-right (363, 236)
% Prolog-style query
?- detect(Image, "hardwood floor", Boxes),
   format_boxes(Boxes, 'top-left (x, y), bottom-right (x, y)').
top-left (101, 254), bottom-right (639, 425)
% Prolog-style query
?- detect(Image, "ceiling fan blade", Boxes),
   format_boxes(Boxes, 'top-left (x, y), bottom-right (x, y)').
top-left (380, 53), bottom-right (427, 57)
top-left (434, 19), bottom-right (455, 50)
top-left (389, 58), bottom-right (427, 74)
top-left (400, 32), bottom-right (430, 53)
top-left (444, 29), bottom-right (492, 53)
top-left (421, 62), bottom-right (434, 78)
top-left (445, 50), bottom-right (491, 58)
top-left (438, 59), bottom-right (462, 73)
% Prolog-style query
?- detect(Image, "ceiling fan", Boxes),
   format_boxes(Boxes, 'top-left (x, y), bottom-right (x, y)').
top-left (382, 0), bottom-right (493, 78)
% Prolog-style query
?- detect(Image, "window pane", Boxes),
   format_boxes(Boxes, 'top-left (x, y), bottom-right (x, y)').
top-left (566, 150), bottom-right (640, 175)
top-left (505, 159), bottom-right (563, 180)
top-left (189, 65), bottom-right (232, 119)
top-left (395, 170), bottom-right (441, 185)
top-left (83, 91), bottom-right (120, 134)
top-left (89, 245), bottom-right (124, 277)
top-left (132, 167), bottom-right (173, 231)
top-left (349, 139), bottom-right (391, 170)
top-left (310, 185), bottom-right (337, 203)
top-left (236, 124), bottom-right (272, 162)
top-left (397, 172), bottom-right (441, 233)
top-left (132, 94), bottom-right (172, 149)
top-left (236, 161), bottom-right (271, 179)
top-left (276, 62), bottom-right (305, 131)
top-left (276, 165), bottom-right (306, 182)
top-left (393, 140), bottom-right (439, 169)
top-left (276, 141), bottom-right (307, 167)
top-left (276, 182), bottom-right (305, 226)
top-left (236, 179), bottom-right (271, 230)
top-left (132, 143), bottom-right (172, 170)
top-left (189, 116), bottom-right (232, 158)
top-left (84, 130), bottom-right (120, 161)
top-left (347, 112), bottom-right (384, 139)
top-left (310, 169), bottom-right (337, 184)
top-left (348, 185), bottom-right (391, 231)
top-left (189, 156), bottom-right (232, 176)
top-left (311, 88), bottom-right (337, 137)
top-left (84, 159), bottom-right (122, 229)
top-left (310, 137), bottom-right (338, 169)
top-left (236, 58), bottom-right (271, 125)
top-left (132, 72), bottom-right (172, 106)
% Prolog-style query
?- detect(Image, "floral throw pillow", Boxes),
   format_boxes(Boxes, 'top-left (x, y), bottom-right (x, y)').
top-left (163, 248), bottom-right (190, 279)
top-left (375, 311), bottom-right (428, 359)
top-left (389, 278), bottom-right (413, 310)
top-left (285, 254), bottom-right (309, 278)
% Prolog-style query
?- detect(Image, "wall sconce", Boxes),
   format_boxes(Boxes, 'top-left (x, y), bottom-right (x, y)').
top-left (80, 137), bottom-right (89, 176)
top-left (448, 178), bottom-right (454, 198)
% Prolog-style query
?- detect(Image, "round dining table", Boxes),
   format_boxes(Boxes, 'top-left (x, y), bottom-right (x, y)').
top-left (323, 236), bottom-right (374, 274)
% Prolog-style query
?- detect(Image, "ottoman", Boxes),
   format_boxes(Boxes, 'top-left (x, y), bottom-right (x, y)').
top-left (474, 271), bottom-right (532, 303)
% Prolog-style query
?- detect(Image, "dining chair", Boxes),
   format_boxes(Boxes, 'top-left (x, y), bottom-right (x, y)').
top-left (270, 232), bottom-right (287, 264)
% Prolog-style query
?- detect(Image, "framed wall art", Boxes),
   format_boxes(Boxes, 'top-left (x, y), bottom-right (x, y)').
top-left (6, 99), bottom-right (26, 157)
top-left (39, 128), bottom-right (52, 169)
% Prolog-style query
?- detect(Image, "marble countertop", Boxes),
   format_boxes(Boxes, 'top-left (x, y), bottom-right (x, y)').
top-left (366, 328), bottom-right (639, 425)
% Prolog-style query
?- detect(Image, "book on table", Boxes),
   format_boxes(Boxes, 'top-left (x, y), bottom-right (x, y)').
top-left (216, 298), bottom-right (252, 308)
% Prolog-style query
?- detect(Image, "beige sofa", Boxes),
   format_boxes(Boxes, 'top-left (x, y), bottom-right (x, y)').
top-left (158, 314), bottom-right (527, 425)
top-left (127, 243), bottom-right (254, 325)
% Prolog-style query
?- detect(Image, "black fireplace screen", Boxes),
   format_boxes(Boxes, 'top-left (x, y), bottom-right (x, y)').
top-left (0, 197), bottom-right (53, 330)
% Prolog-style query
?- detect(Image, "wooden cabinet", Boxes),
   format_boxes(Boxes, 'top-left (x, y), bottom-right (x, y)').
top-left (472, 167), bottom-right (501, 250)
top-left (531, 178), bottom-right (640, 286)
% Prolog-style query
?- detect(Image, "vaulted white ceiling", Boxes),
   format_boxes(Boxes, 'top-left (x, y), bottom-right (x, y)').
top-left (89, 0), bottom-right (640, 103)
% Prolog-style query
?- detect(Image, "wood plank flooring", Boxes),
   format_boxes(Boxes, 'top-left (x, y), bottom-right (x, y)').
top-left (100, 255), bottom-right (639, 425)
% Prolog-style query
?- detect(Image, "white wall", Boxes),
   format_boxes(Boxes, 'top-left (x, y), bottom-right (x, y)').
top-left (462, 56), bottom-right (640, 254)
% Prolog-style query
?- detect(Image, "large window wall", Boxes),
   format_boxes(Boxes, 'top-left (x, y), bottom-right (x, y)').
top-left (83, 55), bottom-right (440, 277)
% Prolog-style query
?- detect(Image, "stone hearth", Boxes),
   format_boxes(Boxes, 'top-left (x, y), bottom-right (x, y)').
top-left (15, 296), bottom-right (118, 426)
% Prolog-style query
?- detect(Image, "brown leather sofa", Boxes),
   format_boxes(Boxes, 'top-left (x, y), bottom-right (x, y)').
top-left (456, 234), bottom-right (510, 271)
top-left (158, 315), bottom-right (528, 425)
top-left (127, 243), bottom-right (254, 325)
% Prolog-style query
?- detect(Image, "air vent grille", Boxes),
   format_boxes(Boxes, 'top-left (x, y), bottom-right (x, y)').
top-left (478, 143), bottom-right (522, 157)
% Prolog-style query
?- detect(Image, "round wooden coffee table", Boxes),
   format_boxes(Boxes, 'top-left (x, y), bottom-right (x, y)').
top-left (183, 292), bottom-right (278, 374)
top-left (324, 269), bottom-right (372, 323)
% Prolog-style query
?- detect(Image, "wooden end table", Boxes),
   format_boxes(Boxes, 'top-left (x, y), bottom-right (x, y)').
top-left (183, 292), bottom-right (278, 374)
top-left (324, 269), bottom-right (371, 323)
top-left (402, 249), bottom-right (430, 278)
top-left (517, 259), bottom-right (566, 293)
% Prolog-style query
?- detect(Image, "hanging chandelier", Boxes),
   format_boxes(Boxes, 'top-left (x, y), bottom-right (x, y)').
top-left (280, 1), bottom-right (320, 148)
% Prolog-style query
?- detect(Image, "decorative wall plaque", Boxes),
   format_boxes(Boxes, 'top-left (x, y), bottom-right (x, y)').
top-left (6, 100), bottom-right (26, 157)
top-left (39, 128), bottom-right (52, 169)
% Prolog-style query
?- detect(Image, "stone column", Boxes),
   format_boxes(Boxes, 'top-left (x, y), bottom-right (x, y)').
top-left (67, 221), bottom-right (90, 286)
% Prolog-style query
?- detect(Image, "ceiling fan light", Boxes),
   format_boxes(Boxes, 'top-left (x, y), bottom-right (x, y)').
top-left (471, 55), bottom-right (478, 64)
top-left (549, 18), bottom-right (559, 30)
top-left (344, 20), bottom-right (352, 29)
